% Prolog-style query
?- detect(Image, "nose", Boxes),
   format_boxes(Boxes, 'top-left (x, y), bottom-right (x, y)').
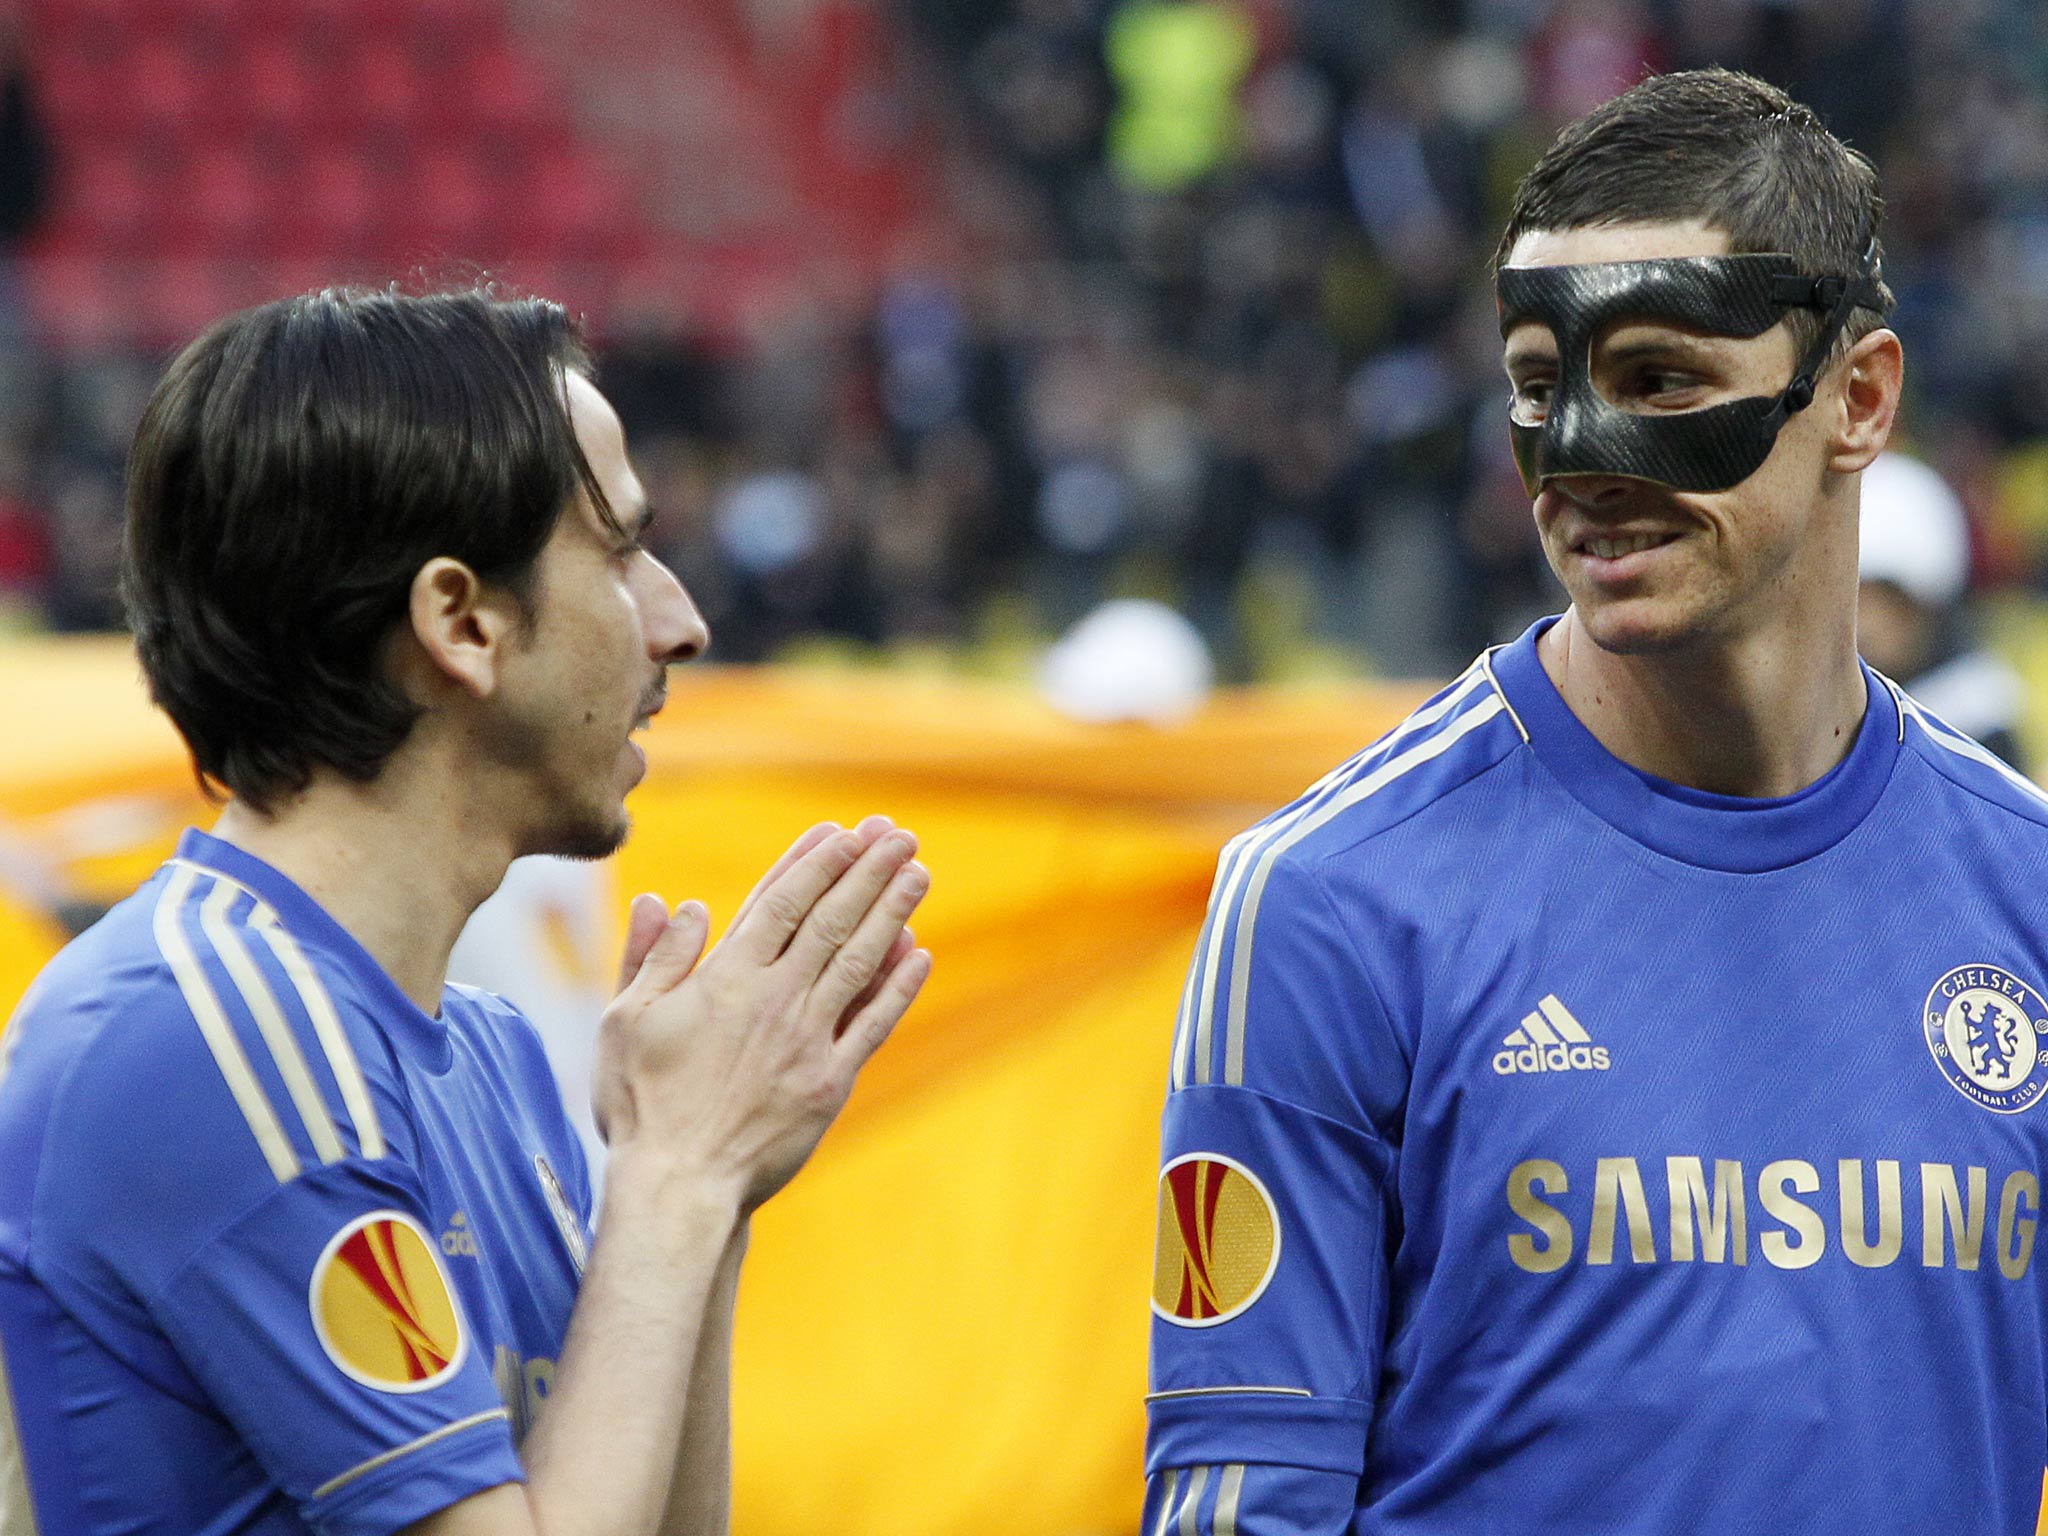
top-left (636, 553), bottom-right (710, 665)
top-left (1547, 473), bottom-right (1639, 511)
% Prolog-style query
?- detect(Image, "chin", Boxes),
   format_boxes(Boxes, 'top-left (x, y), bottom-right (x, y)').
top-left (535, 808), bottom-right (631, 863)
top-left (1568, 593), bottom-right (1714, 656)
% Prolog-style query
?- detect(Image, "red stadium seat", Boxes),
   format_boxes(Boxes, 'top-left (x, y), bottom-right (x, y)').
top-left (236, 36), bottom-right (320, 138)
top-left (396, 143), bottom-right (502, 258)
top-left (289, 0), bottom-right (412, 48)
top-left (514, 147), bottom-right (636, 262)
top-left (123, 34), bottom-right (207, 137)
top-left (339, 37), bottom-right (429, 138)
top-left (402, 0), bottom-right (500, 57)
top-left (459, 42), bottom-right (555, 143)
top-left (33, 39), bottom-right (122, 140)
top-left (171, 146), bottom-right (276, 255)
top-left (280, 146), bottom-right (386, 257)
top-left (175, 0), bottom-right (269, 39)
top-left (34, 0), bottom-right (138, 53)
top-left (59, 150), bottom-right (160, 252)
top-left (24, 0), bottom-right (674, 345)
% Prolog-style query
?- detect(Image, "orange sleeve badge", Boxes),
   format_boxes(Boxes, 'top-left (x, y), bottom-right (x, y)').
top-left (1151, 1153), bottom-right (1281, 1327)
top-left (310, 1211), bottom-right (468, 1392)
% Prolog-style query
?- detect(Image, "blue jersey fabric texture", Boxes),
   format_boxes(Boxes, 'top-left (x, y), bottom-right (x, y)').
top-left (1146, 616), bottom-right (2048, 1534)
top-left (0, 829), bottom-right (594, 1535)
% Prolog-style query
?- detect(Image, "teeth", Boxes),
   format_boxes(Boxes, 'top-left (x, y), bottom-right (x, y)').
top-left (1587, 534), bottom-right (1665, 559)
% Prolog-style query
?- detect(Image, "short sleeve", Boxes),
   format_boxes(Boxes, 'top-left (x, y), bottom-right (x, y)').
top-left (27, 897), bottom-right (524, 1536)
top-left (148, 1158), bottom-right (521, 1535)
top-left (1148, 848), bottom-right (1405, 1530)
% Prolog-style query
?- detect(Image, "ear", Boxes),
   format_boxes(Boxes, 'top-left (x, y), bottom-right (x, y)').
top-left (403, 557), bottom-right (525, 701)
top-left (1827, 327), bottom-right (1903, 476)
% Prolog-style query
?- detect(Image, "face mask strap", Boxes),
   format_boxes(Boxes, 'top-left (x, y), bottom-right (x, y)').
top-left (1759, 237), bottom-right (1889, 432)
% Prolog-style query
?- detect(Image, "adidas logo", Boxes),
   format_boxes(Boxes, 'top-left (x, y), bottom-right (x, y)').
top-left (1492, 995), bottom-right (1611, 1075)
top-left (440, 1211), bottom-right (480, 1259)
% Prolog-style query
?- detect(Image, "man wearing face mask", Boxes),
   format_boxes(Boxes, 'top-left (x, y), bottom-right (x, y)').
top-left (1144, 69), bottom-right (2048, 1536)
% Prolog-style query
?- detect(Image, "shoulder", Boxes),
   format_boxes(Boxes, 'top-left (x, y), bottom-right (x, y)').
top-left (1170, 656), bottom-right (1522, 1103)
top-left (15, 863), bottom-right (412, 1238)
top-left (1226, 653), bottom-right (1527, 888)
top-left (1893, 684), bottom-right (2048, 834)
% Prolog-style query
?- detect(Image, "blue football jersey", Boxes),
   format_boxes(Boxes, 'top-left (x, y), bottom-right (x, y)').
top-left (1147, 618), bottom-right (2048, 1534)
top-left (0, 829), bottom-right (595, 1535)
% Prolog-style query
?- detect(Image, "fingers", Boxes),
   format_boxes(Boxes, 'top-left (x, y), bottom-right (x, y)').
top-left (728, 822), bottom-right (841, 934)
top-left (626, 900), bottom-right (710, 997)
top-left (835, 927), bottom-right (916, 1036)
top-left (779, 830), bottom-right (918, 984)
top-left (615, 892), bottom-right (672, 994)
top-left (807, 863), bottom-right (929, 1021)
top-left (723, 829), bottom-right (872, 963)
top-left (833, 947), bottom-right (933, 1071)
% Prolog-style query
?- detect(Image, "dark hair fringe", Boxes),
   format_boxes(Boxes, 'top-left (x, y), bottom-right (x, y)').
top-left (122, 285), bottom-right (613, 812)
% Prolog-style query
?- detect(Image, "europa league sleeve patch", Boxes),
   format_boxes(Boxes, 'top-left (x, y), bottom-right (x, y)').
top-left (1152, 1153), bottom-right (1282, 1326)
top-left (310, 1211), bottom-right (469, 1392)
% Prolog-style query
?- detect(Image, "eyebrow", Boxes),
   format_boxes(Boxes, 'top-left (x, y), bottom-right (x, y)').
top-left (1600, 336), bottom-right (1717, 367)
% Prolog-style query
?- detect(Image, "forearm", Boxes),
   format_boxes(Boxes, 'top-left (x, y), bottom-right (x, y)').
top-left (518, 1149), bottom-right (745, 1536)
top-left (659, 1217), bottom-right (747, 1536)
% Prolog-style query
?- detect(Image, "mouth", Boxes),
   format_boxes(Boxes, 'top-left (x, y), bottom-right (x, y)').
top-left (1565, 524), bottom-right (1687, 569)
top-left (631, 689), bottom-right (668, 734)
top-left (1576, 530), bottom-right (1680, 560)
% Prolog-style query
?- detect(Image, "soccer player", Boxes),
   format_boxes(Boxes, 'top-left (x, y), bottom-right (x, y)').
top-left (1145, 69), bottom-right (2048, 1534)
top-left (0, 289), bottom-right (933, 1534)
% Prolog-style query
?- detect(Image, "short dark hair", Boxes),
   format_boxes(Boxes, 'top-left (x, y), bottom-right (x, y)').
top-left (123, 287), bottom-right (613, 812)
top-left (1496, 68), bottom-right (1891, 354)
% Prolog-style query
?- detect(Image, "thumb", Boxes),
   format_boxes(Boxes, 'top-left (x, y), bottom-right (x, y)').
top-left (630, 900), bottom-right (711, 997)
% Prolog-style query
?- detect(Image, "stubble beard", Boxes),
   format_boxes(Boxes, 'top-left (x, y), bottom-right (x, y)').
top-left (540, 811), bottom-right (631, 863)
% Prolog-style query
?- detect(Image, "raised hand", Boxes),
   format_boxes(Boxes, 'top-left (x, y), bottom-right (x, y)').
top-left (594, 820), bottom-right (932, 1210)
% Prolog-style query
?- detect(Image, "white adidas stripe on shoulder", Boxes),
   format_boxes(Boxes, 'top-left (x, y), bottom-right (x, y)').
top-left (1171, 660), bottom-right (1490, 1090)
top-left (1899, 691), bottom-right (2048, 811)
top-left (1222, 691), bottom-right (1507, 1083)
top-left (196, 877), bottom-right (347, 1166)
top-left (154, 866), bottom-right (300, 1181)
top-left (248, 906), bottom-right (386, 1160)
top-left (153, 861), bottom-right (385, 1180)
top-left (1173, 655), bottom-right (1517, 1090)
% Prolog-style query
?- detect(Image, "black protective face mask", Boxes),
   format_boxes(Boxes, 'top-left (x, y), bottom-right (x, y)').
top-left (1494, 247), bottom-right (1890, 497)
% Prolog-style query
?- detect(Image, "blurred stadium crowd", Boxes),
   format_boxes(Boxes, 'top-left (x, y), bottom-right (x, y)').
top-left (0, 0), bottom-right (2042, 688)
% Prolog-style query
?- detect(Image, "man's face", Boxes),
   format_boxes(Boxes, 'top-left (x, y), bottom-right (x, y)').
top-left (485, 372), bottom-right (707, 860)
top-left (1501, 220), bottom-right (1843, 654)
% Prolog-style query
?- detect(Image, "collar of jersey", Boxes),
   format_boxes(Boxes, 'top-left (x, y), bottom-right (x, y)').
top-left (1491, 617), bottom-right (1901, 872)
top-left (172, 827), bottom-right (454, 1070)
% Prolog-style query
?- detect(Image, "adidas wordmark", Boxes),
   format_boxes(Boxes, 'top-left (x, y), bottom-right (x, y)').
top-left (1492, 995), bottom-right (1611, 1075)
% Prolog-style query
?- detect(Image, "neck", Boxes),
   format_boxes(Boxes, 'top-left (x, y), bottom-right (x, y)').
top-left (210, 746), bottom-right (520, 1014)
top-left (1538, 606), bottom-right (1868, 799)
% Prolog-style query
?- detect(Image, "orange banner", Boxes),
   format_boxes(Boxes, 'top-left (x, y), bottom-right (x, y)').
top-left (0, 639), bottom-right (1420, 1535)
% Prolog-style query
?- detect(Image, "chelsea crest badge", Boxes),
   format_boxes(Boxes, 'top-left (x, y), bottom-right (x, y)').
top-left (1924, 965), bottom-right (2048, 1114)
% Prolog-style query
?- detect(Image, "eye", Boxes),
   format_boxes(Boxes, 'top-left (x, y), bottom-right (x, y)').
top-left (1621, 366), bottom-right (1706, 409)
top-left (1509, 376), bottom-right (1554, 424)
